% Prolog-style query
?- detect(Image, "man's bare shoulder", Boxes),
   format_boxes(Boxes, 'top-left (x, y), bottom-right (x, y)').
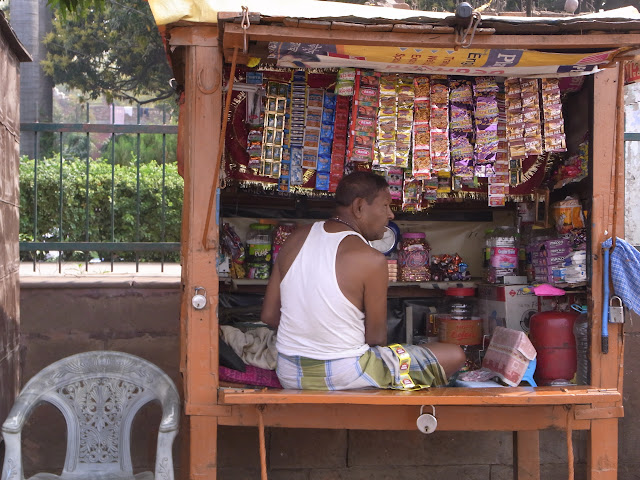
top-left (339, 234), bottom-right (387, 263)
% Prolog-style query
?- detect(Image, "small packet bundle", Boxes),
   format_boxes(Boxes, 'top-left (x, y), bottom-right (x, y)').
top-left (336, 67), bottom-right (356, 96)
top-left (504, 78), bottom-right (526, 160)
top-left (541, 78), bottom-right (567, 153)
top-left (261, 81), bottom-right (289, 178)
top-left (412, 76), bottom-right (431, 179)
top-left (402, 172), bottom-right (423, 212)
top-left (247, 128), bottom-right (263, 170)
top-left (377, 75), bottom-right (397, 167)
top-left (329, 95), bottom-right (351, 192)
top-left (395, 75), bottom-right (414, 169)
top-left (347, 70), bottom-right (379, 165)
top-left (473, 77), bottom-right (500, 178)
top-left (449, 79), bottom-right (474, 180)
top-left (422, 177), bottom-right (438, 201)
top-left (315, 92), bottom-right (337, 191)
top-left (302, 88), bottom-right (325, 172)
top-left (288, 72), bottom-right (307, 187)
top-left (386, 166), bottom-right (404, 200)
top-left (430, 78), bottom-right (450, 173)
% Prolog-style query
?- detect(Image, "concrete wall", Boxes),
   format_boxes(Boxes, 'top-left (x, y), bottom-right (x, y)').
top-left (0, 17), bottom-right (23, 439)
top-left (18, 277), bottom-right (183, 478)
top-left (18, 278), bottom-right (640, 479)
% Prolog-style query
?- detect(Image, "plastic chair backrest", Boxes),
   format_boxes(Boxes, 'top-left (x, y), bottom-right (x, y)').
top-left (1, 351), bottom-right (180, 480)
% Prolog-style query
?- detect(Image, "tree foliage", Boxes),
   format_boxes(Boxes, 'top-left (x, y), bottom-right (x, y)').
top-left (42, 0), bottom-right (173, 104)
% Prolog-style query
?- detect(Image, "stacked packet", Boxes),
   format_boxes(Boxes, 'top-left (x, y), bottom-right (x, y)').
top-left (315, 92), bottom-right (336, 191)
top-left (289, 71), bottom-right (307, 186)
top-left (377, 75), bottom-right (398, 167)
top-left (449, 79), bottom-right (475, 180)
top-left (395, 76), bottom-right (414, 169)
top-left (412, 76), bottom-right (431, 179)
top-left (541, 78), bottom-right (567, 153)
top-left (348, 70), bottom-right (380, 164)
top-left (430, 77), bottom-right (450, 173)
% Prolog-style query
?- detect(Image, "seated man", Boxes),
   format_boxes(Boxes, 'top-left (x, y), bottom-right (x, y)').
top-left (261, 171), bottom-right (466, 390)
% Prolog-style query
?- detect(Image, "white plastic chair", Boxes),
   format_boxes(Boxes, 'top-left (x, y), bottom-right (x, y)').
top-left (1, 351), bottom-right (180, 480)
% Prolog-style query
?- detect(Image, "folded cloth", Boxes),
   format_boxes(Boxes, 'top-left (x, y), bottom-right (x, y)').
top-left (220, 325), bottom-right (277, 370)
top-left (275, 344), bottom-right (447, 390)
top-left (602, 237), bottom-right (640, 315)
top-left (219, 365), bottom-right (282, 388)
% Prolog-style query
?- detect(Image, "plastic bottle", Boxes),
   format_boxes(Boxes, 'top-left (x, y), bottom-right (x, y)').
top-left (246, 223), bottom-right (272, 279)
top-left (572, 306), bottom-right (590, 385)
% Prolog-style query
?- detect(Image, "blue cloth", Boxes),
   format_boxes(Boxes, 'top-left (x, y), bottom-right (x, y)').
top-left (602, 237), bottom-right (640, 315)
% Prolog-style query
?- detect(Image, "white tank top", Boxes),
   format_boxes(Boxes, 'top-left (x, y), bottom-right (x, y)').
top-left (275, 221), bottom-right (370, 360)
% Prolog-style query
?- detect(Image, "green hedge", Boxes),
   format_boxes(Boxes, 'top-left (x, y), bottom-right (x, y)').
top-left (19, 156), bottom-right (183, 262)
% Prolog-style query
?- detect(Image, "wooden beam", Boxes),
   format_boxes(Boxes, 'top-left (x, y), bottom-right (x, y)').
top-left (168, 25), bottom-right (220, 47)
top-left (222, 23), bottom-right (640, 50)
top-left (219, 386), bottom-right (621, 406)
top-left (216, 404), bottom-right (592, 431)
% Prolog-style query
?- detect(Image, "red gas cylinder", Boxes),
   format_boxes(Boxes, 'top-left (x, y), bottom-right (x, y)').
top-left (528, 310), bottom-right (578, 385)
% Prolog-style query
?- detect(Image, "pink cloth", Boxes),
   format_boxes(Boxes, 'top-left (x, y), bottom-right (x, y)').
top-left (219, 365), bottom-right (282, 388)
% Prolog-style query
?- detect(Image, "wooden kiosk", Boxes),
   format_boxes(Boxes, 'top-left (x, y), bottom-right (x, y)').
top-left (148, 1), bottom-right (640, 478)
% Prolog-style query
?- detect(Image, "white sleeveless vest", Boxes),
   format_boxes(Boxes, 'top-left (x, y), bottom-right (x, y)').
top-left (275, 221), bottom-right (370, 360)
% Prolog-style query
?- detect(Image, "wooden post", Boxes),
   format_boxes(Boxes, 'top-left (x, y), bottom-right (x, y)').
top-left (171, 26), bottom-right (224, 480)
top-left (513, 431), bottom-right (540, 480)
top-left (589, 64), bottom-right (624, 480)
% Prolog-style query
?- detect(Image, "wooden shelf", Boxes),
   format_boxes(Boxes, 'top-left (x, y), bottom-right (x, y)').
top-left (220, 278), bottom-right (481, 297)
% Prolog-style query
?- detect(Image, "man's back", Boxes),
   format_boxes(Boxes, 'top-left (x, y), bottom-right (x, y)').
top-left (275, 221), bottom-right (371, 360)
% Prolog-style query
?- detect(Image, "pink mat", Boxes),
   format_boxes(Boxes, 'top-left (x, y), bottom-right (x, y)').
top-left (219, 365), bottom-right (282, 388)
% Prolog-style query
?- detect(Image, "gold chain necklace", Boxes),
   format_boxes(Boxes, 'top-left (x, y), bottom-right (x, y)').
top-left (329, 216), bottom-right (361, 234)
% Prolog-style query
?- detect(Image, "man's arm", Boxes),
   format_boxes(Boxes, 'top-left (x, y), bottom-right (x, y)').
top-left (260, 261), bottom-right (282, 328)
top-left (362, 251), bottom-right (389, 346)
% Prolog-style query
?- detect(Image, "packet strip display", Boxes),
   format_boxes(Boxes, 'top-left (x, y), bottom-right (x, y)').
top-left (241, 70), bottom-right (575, 212)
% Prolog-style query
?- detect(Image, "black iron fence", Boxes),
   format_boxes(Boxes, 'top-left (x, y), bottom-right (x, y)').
top-left (19, 105), bottom-right (181, 273)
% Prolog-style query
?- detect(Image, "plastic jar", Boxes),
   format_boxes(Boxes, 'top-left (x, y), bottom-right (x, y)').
top-left (246, 223), bottom-right (272, 279)
top-left (398, 232), bottom-right (430, 282)
top-left (437, 287), bottom-right (482, 346)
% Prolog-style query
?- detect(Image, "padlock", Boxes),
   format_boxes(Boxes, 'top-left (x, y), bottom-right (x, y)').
top-left (192, 287), bottom-right (207, 310)
top-left (416, 405), bottom-right (437, 434)
top-left (609, 296), bottom-right (624, 323)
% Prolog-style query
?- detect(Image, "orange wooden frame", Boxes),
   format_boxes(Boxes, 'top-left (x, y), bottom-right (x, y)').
top-left (168, 23), bottom-right (628, 480)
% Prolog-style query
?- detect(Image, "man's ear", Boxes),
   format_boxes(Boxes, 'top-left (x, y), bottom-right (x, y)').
top-left (353, 197), bottom-right (366, 219)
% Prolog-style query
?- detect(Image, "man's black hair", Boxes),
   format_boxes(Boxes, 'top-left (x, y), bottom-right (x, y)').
top-left (335, 171), bottom-right (389, 207)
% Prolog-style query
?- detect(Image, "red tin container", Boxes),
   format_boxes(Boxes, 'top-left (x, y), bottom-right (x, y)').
top-left (528, 310), bottom-right (578, 385)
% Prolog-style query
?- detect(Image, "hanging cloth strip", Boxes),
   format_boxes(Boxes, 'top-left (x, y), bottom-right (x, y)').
top-left (602, 237), bottom-right (640, 316)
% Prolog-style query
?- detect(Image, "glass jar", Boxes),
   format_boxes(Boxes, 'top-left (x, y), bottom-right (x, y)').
top-left (246, 223), bottom-right (272, 279)
top-left (437, 287), bottom-right (482, 346)
top-left (398, 232), bottom-right (430, 282)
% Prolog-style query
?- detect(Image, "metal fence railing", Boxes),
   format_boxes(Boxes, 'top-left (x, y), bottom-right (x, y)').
top-left (19, 104), bottom-right (181, 273)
